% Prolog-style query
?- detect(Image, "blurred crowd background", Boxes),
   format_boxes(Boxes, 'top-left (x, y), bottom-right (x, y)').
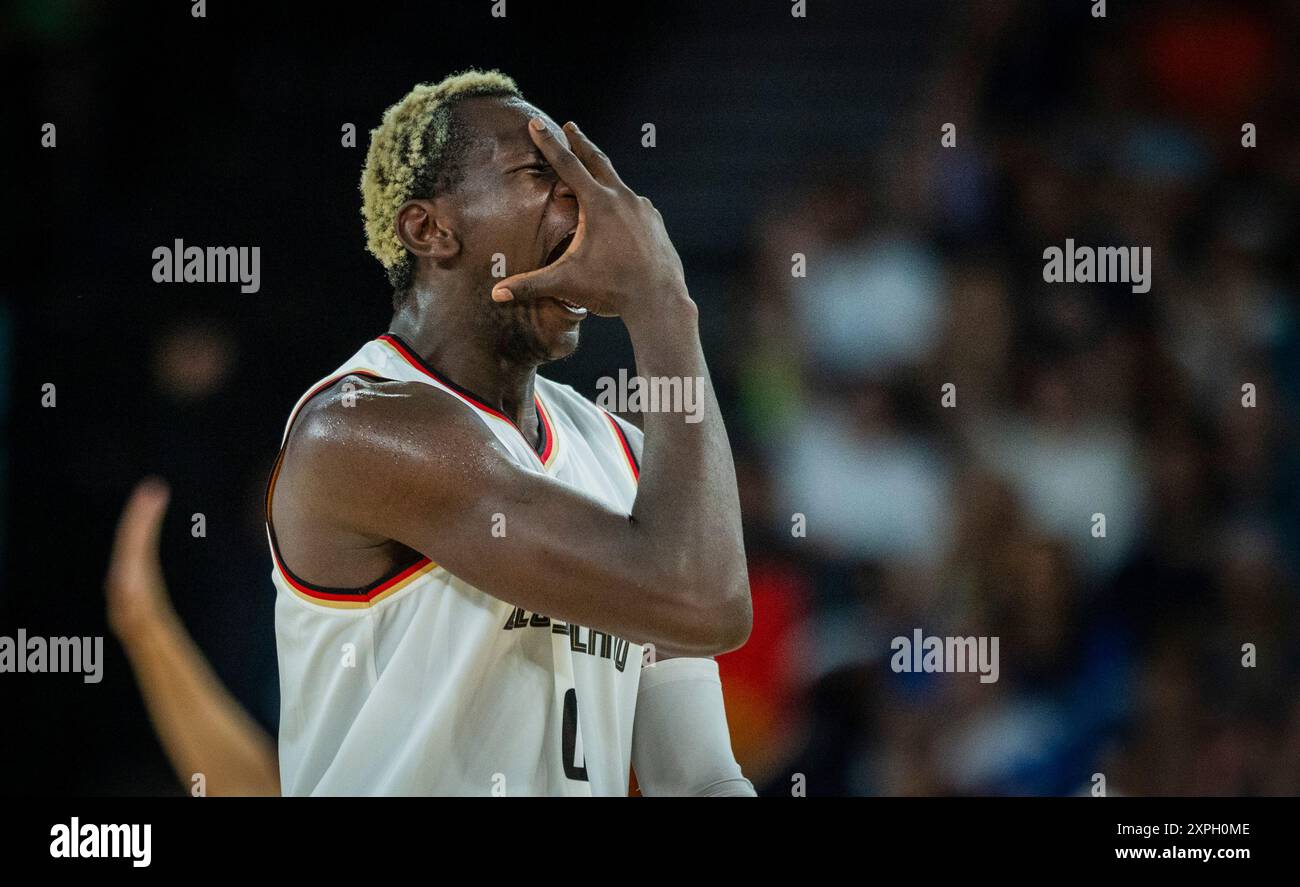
top-left (5, 0), bottom-right (1298, 795)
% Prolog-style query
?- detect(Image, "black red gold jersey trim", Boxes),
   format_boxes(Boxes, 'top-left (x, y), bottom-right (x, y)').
top-left (378, 333), bottom-right (556, 467)
top-left (269, 524), bottom-right (434, 606)
top-left (602, 410), bottom-right (640, 483)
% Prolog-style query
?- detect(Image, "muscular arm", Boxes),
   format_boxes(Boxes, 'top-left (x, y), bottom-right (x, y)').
top-left (288, 366), bottom-right (745, 656)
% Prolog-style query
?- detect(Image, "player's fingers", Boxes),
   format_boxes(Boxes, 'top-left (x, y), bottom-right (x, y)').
top-left (527, 117), bottom-right (601, 199)
top-left (107, 477), bottom-right (170, 588)
top-left (561, 122), bottom-right (626, 190)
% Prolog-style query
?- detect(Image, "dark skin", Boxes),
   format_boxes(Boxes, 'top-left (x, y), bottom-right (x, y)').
top-left (271, 96), bottom-right (751, 656)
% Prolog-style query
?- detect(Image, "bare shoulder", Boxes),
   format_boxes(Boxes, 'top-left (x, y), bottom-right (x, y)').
top-left (289, 374), bottom-right (450, 447)
top-left (279, 374), bottom-right (503, 517)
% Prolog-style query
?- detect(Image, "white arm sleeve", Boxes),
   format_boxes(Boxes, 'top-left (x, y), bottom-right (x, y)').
top-left (631, 656), bottom-right (756, 797)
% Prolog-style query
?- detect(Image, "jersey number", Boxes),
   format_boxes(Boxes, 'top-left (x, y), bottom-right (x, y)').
top-left (562, 688), bottom-right (589, 782)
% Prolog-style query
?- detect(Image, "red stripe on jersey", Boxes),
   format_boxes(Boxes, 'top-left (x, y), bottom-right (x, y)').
top-left (603, 411), bottom-right (640, 483)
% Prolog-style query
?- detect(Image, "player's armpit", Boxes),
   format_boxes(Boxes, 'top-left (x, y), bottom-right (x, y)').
top-left (288, 382), bottom-right (743, 656)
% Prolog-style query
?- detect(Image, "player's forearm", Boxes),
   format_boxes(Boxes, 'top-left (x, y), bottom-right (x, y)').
top-left (624, 296), bottom-right (751, 654)
top-left (118, 612), bottom-right (279, 796)
top-left (632, 656), bottom-right (755, 796)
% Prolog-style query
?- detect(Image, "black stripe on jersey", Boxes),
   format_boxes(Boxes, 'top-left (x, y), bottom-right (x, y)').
top-left (609, 414), bottom-right (640, 473)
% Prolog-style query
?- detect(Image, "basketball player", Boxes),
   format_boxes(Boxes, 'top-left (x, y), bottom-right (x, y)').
top-left (266, 71), bottom-right (754, 795)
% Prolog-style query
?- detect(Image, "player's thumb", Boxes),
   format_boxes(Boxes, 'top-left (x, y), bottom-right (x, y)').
top-left (491, 262), bottom-right (570, 305)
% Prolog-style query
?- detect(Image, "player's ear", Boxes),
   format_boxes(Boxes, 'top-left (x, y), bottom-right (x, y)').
top-left (395, 198), bottom-right (461, 263)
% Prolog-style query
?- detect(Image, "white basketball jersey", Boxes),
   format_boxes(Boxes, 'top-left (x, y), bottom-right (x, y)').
top-left (267, 333), bottom-right (644, 796)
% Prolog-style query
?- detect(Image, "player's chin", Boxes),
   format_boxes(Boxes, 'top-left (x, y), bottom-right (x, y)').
top-left (533, 298), bottom-right (586, 359)
top-left (538, 324), bottom-right (581, 360)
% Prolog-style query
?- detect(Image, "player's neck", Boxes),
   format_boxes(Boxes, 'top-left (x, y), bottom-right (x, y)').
top-left (388, 296), bottom-right (540, 435)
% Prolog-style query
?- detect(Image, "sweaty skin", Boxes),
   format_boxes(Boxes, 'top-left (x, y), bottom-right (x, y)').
top-left (271, 99), bottom-right (751, 657)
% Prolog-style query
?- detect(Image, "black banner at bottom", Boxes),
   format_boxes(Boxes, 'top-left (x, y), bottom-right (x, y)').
top-left (2, 797), bottom-right (1285, 873)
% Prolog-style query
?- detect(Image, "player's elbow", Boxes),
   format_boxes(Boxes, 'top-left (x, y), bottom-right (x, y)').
top-left (712, 581), bottom-right (753, 652)
top-left (656, 575), bottom-right (752, 656)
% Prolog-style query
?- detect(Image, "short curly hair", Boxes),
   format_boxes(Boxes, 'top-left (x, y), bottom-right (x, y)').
top-left (360, 70), bottom-right (522, 296)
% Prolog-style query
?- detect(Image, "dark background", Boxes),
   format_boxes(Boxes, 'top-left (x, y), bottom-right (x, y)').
top-left (4, 0), bottom-right (1299, 795)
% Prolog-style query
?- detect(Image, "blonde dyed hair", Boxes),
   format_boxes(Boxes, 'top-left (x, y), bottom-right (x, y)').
top-left (360, 70), bottom-right (521, 291)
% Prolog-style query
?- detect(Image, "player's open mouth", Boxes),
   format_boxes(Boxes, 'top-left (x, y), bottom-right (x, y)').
top-left (544, 230), bottom-right (575, 267)
top-left (541, 230), bottom-right (586, 317)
